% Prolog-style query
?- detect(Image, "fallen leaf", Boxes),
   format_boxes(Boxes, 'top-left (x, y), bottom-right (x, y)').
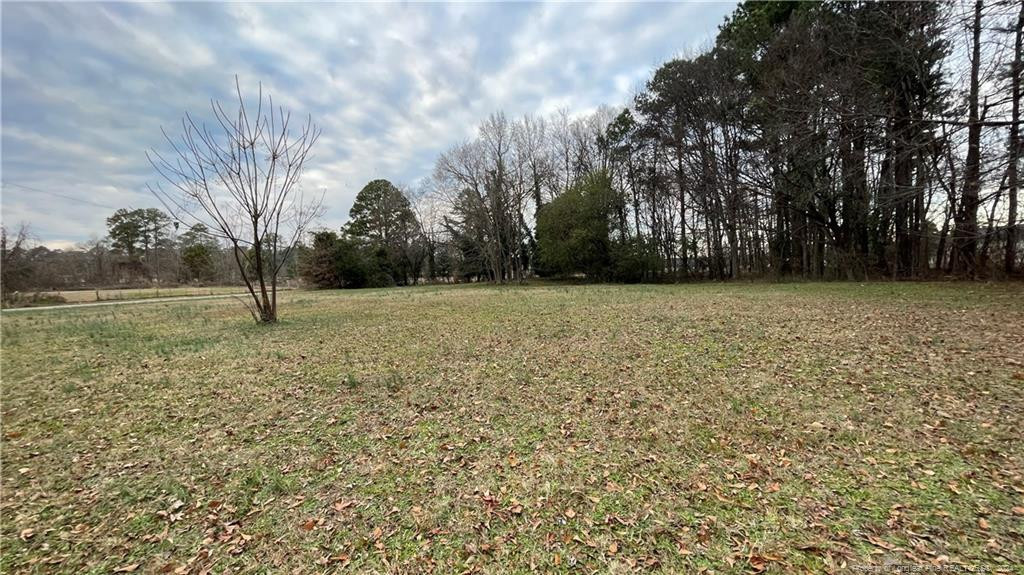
top-left (866, 535), bottom-right (897, 550)
top-left (113, 564), bottom-right (139, 573)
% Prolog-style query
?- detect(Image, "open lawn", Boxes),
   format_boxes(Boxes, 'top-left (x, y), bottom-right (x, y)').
top-left (1, 283), bottom-right (1022, 573)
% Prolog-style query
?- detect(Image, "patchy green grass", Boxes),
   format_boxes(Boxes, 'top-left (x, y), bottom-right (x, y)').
top-left (1, 282), bottom-right (1022, 574)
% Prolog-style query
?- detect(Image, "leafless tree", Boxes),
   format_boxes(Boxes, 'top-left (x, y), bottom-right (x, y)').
top-left (0, 223), bottom-right (33, 301)
top-left (408, 185), bottom-right (448, 281)
top-left (1004, 0), bottom-right (1022, 275)
top-left (147, 79), bottom-right (323, 322)
top-left (951, 0), bottom-right (986, 276)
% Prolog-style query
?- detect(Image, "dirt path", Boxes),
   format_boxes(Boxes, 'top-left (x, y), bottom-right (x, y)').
top-left (1, 293), bottom-right (250, 313)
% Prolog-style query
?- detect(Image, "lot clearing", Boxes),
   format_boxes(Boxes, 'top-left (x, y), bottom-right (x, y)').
top-left (1, 282), bottom-right (1022, 573)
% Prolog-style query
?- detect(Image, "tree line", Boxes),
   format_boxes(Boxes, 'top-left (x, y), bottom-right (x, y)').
top-left (0, 209), bottom-right (293, 302)
top-left (5, 0), bottom-right (1021, 303)
top-left (408, 0), bottom-right (1021, 283)
top-left (311, 0), bottom-right (1022, 286)
top-left (308, 0), bottom-right (1014, 287)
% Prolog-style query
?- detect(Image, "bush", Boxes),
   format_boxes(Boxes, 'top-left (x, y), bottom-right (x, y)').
top-left (537, 171), bottom-right (658, 282)
top-left (611, 240), bottom-right (661, 283)
top-left (536, 172), bottom-right (615, 279)
top-left (299, 231), bottom-right (395, 289)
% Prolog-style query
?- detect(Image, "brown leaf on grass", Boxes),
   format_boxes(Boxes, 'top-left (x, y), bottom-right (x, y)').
top-left (866, 535), bottom-right (897, 550)
top-left (332, 500), bottom-right (354, 512)
top-left (564, 508), bottom-right (576, 519)
top-left (300, 519), bottom-right (316, 531)
top-left (749, 551), bottom-right (782, 570)
top-left (978, 518), bottom-right (989, 530)
top-left (1012, 506), bottom-right (1024, 515)
top-left (608, 542), bottom-right (618, 554)
top-left (113, 564), bottom-right (139, 573)
top-left (19, 528), bottom-right (34, 540)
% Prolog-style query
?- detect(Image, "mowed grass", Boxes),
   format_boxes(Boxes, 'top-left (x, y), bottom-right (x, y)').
top-left (1, 283), bottom-right (1022, 574)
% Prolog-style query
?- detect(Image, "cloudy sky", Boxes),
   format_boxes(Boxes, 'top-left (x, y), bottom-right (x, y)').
top-left (1, 1), bottom-right (736, 248)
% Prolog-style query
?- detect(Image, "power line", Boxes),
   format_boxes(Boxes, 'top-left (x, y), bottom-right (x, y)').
top-left (1, 180), bottom-right (123, 209)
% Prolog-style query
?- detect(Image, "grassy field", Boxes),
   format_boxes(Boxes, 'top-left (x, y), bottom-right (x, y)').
top-left (1, 283), bottom-right (1022, 574)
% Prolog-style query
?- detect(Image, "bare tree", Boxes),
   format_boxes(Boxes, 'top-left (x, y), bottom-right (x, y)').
top-left (0, 223), bottom-right (33, 302)
top-left (408, 185), bottom-right (447, 281)
top-left (148, 79), bottom-right (323, 322)
top-left (952, 0), bottom-right (985, 276)
top-left (1005, 0), bottom-right (1022, 275)
top-left (512, 114), bottom-right (552, 216)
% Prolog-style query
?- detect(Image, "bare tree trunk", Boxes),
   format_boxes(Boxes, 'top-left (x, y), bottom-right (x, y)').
top-left (1006, 1), bottom-right (1022, 275)
top-left (952, 0), bottom-right (984, 277)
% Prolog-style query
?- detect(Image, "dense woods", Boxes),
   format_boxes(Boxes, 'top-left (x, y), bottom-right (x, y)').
top-left (414, 0), bottom-right (1022, 283)
top-left (4, 1), bottom-right (1021, 296)
top-left (310, 0), bottom-right (1024, 287)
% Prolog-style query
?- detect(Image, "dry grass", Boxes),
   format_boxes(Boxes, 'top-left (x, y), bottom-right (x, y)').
top-left (1, 282), bottom-right (1022, 574)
